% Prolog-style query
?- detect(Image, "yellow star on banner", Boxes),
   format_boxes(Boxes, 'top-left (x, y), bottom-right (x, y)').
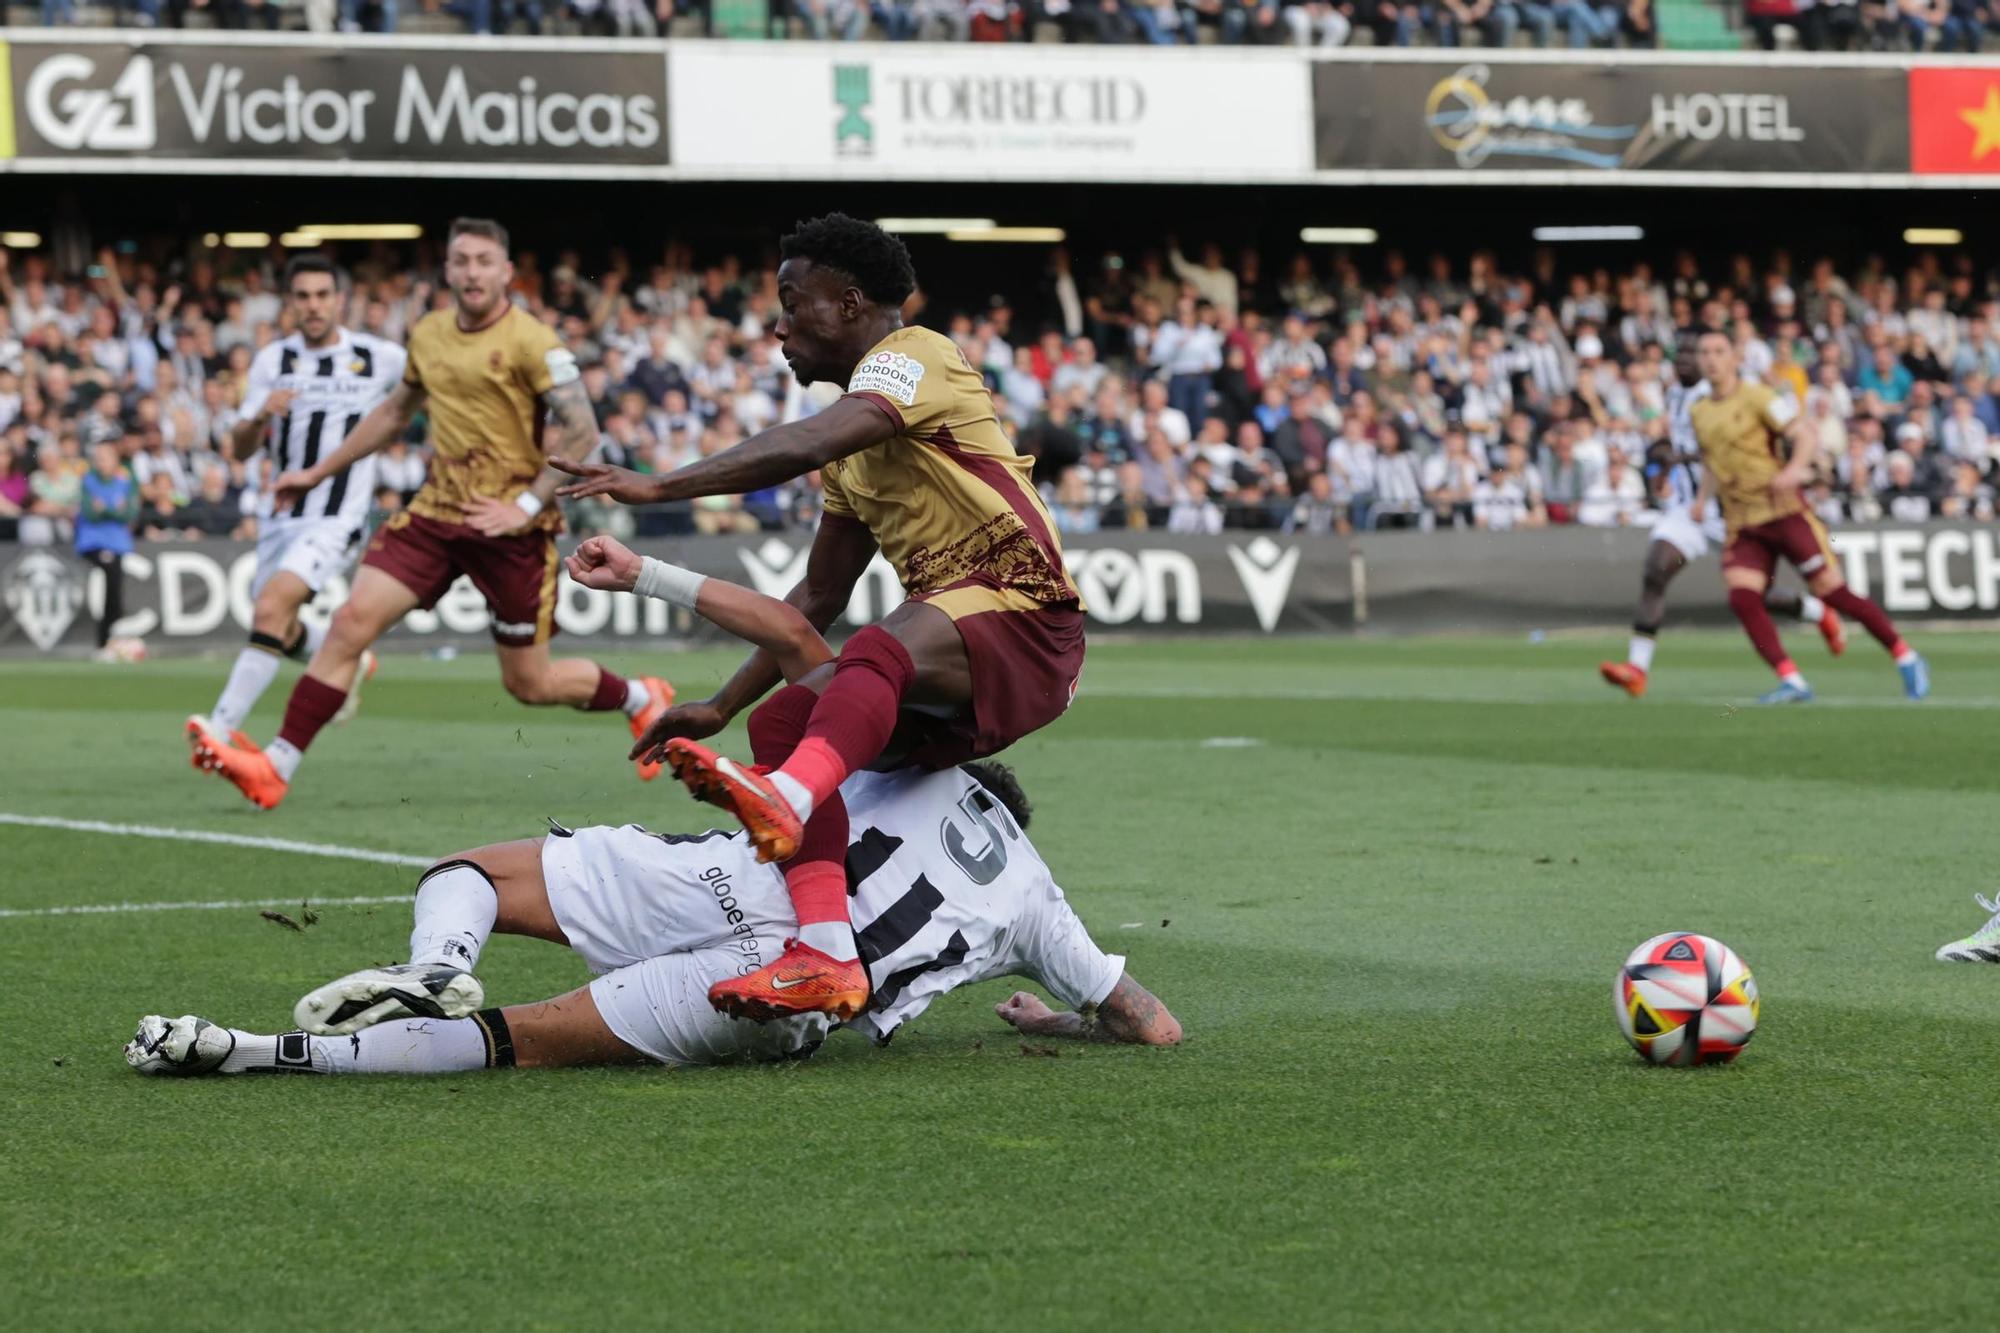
top-left (1960, 85), bottom-right (2000, 161)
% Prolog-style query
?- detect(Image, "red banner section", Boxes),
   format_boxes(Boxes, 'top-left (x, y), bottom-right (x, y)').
top-left (1910, 67), bottom-right (2000, 174)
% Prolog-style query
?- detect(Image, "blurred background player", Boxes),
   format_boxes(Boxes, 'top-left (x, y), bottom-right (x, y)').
top-left (186, 257), bottom-right (401, 759)
top-left (1690, 330), bottom-right (1929, 705)
top-left (190, 219), bottom-right (671, 809)
top-left (554, 215), bottom-right (1084, 1023)
top-left (1600, 337), bottom-right (1845, 698)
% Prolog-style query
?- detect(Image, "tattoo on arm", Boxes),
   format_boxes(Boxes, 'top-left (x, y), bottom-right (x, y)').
top-left (536, 379), bottom-right (599, 504)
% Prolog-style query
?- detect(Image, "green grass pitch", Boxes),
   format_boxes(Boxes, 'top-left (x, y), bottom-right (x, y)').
top-left (5, 630), bottom-right (1998, 1329)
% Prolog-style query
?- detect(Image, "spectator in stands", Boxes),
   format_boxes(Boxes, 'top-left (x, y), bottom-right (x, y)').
top-left (1879, 0), bottom-right (1947, 48)
top-left (1880, 451), bottom-right (1938, 520)
top-left (1369, 429), bottom-right (1425, 529)
top-left (1432, 0), bottom-right (1516, 43)
top-left (1578, 449), bottom-right (1647, 527)
top-left (1422, 427), bottom-right (1483, 528)
top-left (1859, 342), bottom-right (1914, 408)
top-left (1282, 0), bottom-right (1354, 44)
top-left (178, 465), bottom-right (250, 540)
top-left (1943, 460), bottom-right (1997, 519)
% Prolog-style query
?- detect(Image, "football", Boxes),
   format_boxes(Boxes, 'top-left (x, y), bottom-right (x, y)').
top-left (1615, 933), bottom-right (1759, 1066)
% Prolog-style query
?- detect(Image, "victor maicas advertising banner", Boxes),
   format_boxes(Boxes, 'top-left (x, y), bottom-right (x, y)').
top-left (4, 34), bottom-right (666, 167)
top-left (1313, 57), bottom-right (1909, 177)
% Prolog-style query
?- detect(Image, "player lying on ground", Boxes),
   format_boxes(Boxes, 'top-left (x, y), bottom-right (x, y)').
top-left (1599, 337), bottom-right (1844, 698)
top-left (188, 257), bottom-right (398, 751)
top-left (553, 214), bottom-right (1086, 1023)
top-left (125, 542), bottom-right (1177, 1075)
top-left (190, 218), bottom-right (672, 811)
top-left (1689, 330), bottom-right (1928, 705)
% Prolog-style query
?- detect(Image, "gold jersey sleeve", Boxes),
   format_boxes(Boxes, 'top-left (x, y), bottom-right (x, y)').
top-left (1690, 382), bottom-right (1802, 533)
top-left (830, 327), bottom-right (1080, 607)
top-left (402, 306), bottom-right (569, 530)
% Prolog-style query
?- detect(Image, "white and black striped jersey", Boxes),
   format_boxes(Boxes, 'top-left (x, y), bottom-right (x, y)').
top-left (839, 767), bottom-right (1126, 1045)
top-left (240, 329), bottom-right (406, 526)
top-left (1662, 379), bottom-right (1711, 509)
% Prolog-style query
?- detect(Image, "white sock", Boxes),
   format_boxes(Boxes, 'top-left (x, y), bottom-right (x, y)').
top-left (768, 770), bottom-right (816, 823)
top-left (218, 1022), bottom-right (491, 1075)
top-left (408, 862), bottom-right (498, 971)
top-left (265, 738), bottom-right (303, 782)
top-left (800, 921), bottom-right (858, 960)
top-left (1782, 670), bottom-right (1810, 690)
top-left (1895, 647), bottom-right (1919, 667)
top-left (621, 679), bottom-right (651, 719)
top-left (1627, 635), bottom-right (1656, 673)
top-left (210, 647), bottom-right (282, 734)
top-left (1798, 594), bottom-right (1826, 623)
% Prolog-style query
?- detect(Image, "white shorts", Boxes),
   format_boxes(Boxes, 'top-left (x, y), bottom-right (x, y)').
top-left (540, 824), bottom-right (825, 1066)
top-left (253, 517), bottom-right (362, 598)
top-left (1651, 502), bottom-right (1726, 562)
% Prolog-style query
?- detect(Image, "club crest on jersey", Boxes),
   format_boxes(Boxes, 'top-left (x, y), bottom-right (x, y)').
top-left (849, 350), bottom-right (925, 406)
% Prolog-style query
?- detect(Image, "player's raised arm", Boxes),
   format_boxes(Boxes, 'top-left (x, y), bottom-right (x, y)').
top-left (566, 535), bottom-right (835, 685)
top-left (271, 380), bottom-right (424, 512)
top-left (623, 514), bottom-right (879, 762)
top-left (994, 975), bottom-right (1183, 1047)
top-left (551, 395), bottom-right (896, 505)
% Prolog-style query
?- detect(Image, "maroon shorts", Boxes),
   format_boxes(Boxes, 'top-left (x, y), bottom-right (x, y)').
top-left (900, 580), bottom-right (1086, 771)
top-left (362, 511), bottom-right (560, 648)
top-left (1722, 511), bottom-right (1837, 581)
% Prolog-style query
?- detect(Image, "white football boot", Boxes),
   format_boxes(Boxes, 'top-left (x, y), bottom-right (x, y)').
top-left (125, 1014), bottom-right (235, 1076)
top-left (293, 963), bottom-right (484, 1036)
top-left (1936, 893), bottom-right (2000, 962)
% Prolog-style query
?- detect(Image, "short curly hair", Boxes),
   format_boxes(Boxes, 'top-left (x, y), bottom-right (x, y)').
top-left (961, 761), bottom-right (1032, 832)
top-left (780, 213), bottom-right (917, 308)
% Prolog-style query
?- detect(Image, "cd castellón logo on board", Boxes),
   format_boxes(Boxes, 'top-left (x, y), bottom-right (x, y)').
top-left (1422, 63), bottom-right (1635, 169)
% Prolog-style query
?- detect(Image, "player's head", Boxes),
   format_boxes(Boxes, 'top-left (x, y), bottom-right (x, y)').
top-left (960, 761), bottom-right (1032, 832)
top-left (283, 256), bottom-right (342, 346)
top-left (1695, 329), bottom-right (1735, 384)
top-left (1671, 333), bottom-right (1701, 389)
top-left (775, 213), bottom-right (917, 386)
top-left (445, 218), bottom-right (514, 322)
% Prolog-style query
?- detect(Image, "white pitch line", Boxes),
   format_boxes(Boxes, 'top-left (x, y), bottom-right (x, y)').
top-left (0, 813), bottom-right (431, 867)
top-left (0, 813), bottom-right (430, 919)
top-left (0, 894), bottom-right (411, 920)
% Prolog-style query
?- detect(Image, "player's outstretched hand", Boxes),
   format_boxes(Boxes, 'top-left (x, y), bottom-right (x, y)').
top-left (463, 495), bottom-right (532, 537)
top-left (629, 699), bottom-right (728, 764)
top-left (565, 535), bottom-right (642, 593)
top-left (270, 469), bottom-right (319, 512)
top-left (994, 991), bottom-right (1059, 1034)
top-left (551, 457), bottom-right (661, 506)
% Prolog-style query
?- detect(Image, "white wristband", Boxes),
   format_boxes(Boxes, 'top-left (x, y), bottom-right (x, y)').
top-left (634, 556), bottom-right (707, 610)
top-left (514, 492), bottom-right (545, 519)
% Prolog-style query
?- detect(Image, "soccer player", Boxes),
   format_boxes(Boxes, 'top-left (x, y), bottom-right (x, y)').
top-left (124, 545), bottom-right (1176, 1078)
top-left (1688, 330), bottom-right (1928, 704)
top-left (189, 219), bottom-right (672, 810)
top-left (186, 258), bottom-right (402, 758)
top-left (553, 215), bottom-right (1084, 1022)
top-left (1599, 338), bottom-right (1845, 698)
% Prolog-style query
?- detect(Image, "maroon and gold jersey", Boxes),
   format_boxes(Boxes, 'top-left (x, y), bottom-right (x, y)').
top-left (402, 305), bottom-right (575, 531)
top-left (1689, 381), bottom-right (1802, 534)
top-left (833, 327), bottom-right (1080, 607)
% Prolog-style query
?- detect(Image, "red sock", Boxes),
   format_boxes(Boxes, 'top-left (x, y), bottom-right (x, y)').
top-left (783, 796), bottom-right (851, 930)
top-left (1822, 586), bottom-right (1906, 655)
top-left (278, 675), bottom-right (348, 753)
top-left (1727, 588), bottom-right (1790, 673)
top-left (581, 666), bottom-right (628, 712)
top-left (747, 683), bottom-right (819, 767)
top-left (778, 626), bottom-right (915, 809)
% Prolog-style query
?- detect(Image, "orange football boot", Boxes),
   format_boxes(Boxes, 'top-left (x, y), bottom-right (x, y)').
top-left (708, 938), bottom-right (871, 1023)
top-left (1599, 661), bottom-right (1648, 697)
top-left (627, 675), bottom-right (677, 781)
top-left (1818, 609), bottom-right (1847, 657)
top-left (663, 738), bottom-right (801, 862)
top-left (188, 728), bottom-right (289, 810)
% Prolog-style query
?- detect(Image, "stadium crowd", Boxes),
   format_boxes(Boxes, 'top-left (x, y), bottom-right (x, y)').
top-left (3, 236), bottom-right (1998, 552)
top-left (21, 0), bottom-right (1674, 47)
